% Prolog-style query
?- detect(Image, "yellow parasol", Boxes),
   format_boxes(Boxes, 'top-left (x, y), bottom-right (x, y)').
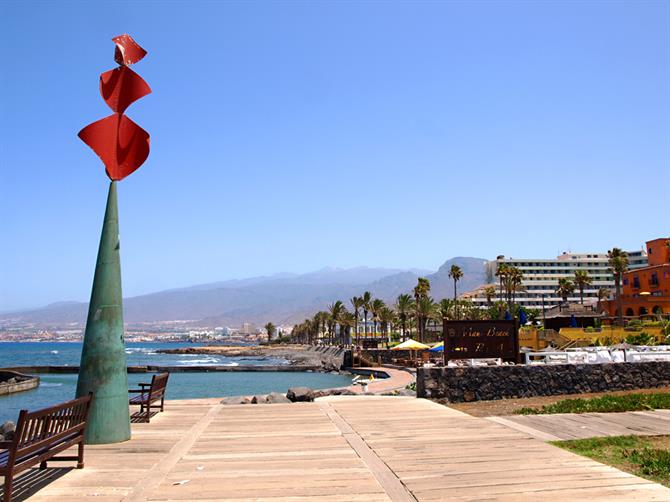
top-left (391, 339), bottom-right (430, 350)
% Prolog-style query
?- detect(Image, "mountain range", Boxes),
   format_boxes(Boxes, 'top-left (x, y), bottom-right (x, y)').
top-left (3, 257), bottom-right (489, 327)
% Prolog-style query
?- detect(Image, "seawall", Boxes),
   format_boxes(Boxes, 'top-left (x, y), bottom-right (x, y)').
top-left (417, 362), bottom-right (670, 402)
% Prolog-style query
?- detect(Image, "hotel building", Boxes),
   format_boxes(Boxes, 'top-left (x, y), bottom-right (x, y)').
top-left (603, 238), bottom-right (670, 316)
top-left (463, 249), bottom-right (648, 309)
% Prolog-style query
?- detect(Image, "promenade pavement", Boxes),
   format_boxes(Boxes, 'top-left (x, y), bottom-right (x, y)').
top-left (6, 396), bottom-right (669, 502)
top-left (488, 409), bottom-right (670, 441)
top-left (345, 367), bottom-right (414, 394)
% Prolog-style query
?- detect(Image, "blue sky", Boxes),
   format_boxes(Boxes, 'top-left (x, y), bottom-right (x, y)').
top-left (1, 1), bottom-right (669, 311)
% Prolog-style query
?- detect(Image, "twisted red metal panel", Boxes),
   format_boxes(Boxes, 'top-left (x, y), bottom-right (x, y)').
top-left (79, 34), bottom-right (151, 181)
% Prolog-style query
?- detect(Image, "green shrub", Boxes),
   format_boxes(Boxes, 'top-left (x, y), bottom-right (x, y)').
top-left (624, 448), bottom-right (670, 478)
top-left (516, 393), bottom-right (670, 415)
top-left (625, 332), bottom-right (657, 345)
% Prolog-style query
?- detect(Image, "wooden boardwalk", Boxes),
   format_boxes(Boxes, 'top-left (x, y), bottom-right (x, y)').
top-left (4, 397), bottom-right (669, 501)
top-left (488, 409), bottom-right (670, 441)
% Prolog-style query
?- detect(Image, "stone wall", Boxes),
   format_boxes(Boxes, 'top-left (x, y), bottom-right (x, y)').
top-left (417, 362), bottom-right (670, 402)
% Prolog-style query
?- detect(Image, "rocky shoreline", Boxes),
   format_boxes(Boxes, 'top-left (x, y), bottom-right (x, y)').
top-left (0, 370), bottom-right (39, 396)
top-left (157, 344), bottom-right (346, 372)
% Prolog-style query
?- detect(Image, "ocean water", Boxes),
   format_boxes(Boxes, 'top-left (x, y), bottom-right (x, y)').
top-left (0, 342), bottom-right (353, 424)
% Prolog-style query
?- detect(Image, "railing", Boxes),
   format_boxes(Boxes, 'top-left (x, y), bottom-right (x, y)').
top-left (524, 346), bottom-right (670, 365)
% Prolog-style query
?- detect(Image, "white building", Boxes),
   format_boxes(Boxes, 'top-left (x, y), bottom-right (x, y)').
top-left (464, 249), bottom-right (647, 309)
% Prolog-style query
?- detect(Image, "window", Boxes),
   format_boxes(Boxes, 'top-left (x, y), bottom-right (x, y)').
top-left (633, 276), bottom-right (640, 289)
top-left (623, 278), bottom-right (629, 286)
top-left (650, 272), bottom-right (659, 287)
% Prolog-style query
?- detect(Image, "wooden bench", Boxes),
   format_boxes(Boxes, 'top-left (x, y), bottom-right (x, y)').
top-left (128, 372), bottom-right (169, 423)
top-left (0, 393), bottom-right (92, 502)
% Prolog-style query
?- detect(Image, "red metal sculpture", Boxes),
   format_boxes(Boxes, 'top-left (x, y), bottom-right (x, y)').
top-left (79, 34), bottom-right (151, 180)
top-left (76, 34), bottom-right (151, 444)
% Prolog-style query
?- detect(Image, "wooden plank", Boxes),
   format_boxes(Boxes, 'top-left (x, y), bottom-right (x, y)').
top-left (486, 416), bottom-right (562, 441)
top-left (14, 397), bottom-right (670, 502)
top-left (318, 402), bottom-right (416, 502)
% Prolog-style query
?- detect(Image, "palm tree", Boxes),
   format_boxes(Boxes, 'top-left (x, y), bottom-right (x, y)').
top-left (495, 263), bottom-right (508, 303)
top-left (574, 270), bottom-right (592, 305)
top-left (597, 287), bottom-right (610, 313)
top-left (371, 298), bottom-right (385, 337)
top-left (314, 311), bottom-right (328, 343)
top-left (350, 296), bottom-right (364, 344)
top-left (327, 301), bottom-right (344, 345)
top-left (413, 277), bottom-right (431, 302)
top-left (509, 267), bottom-right (524, 310)
top-left (428, 303), bottom-right (442, 340)
top-left (608, 248), bottom-right (629, 326)
top-left (414, 296), bottom-right (435, 343)
top-left (361, 291), bottom-right (372, 338)
top-left (395, 293), bottom-right (414, 342)
top-left (378, 307), bottom-right (396, 343)
top-left (264, 322), bottom-right (276, 343)
top-left (500, 266), bottom-right (523, 313)
top-left (448, 265), bottom-right (464, 301)
top-left (337, 309), bottom-right (355, 345)
top-left (484, 286), bottom-right (496, 307)
top-left (556, 278), bottom-right (575, 303)
top-left (437, 298), bottom-right (453, 321)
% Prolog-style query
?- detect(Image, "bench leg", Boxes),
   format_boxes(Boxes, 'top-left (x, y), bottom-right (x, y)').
top-left (161, 396), bottom-right (165, 412)
top-left (4, 474), bottom-right (12, 502)
top-left (40, 460), bottom-right (47, 470)
top-left (77, 440), bottom-right (85, 469)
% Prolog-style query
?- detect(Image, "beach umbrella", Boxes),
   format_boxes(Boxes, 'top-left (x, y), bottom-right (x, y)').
top-left (570, 314), bottom-right (578, 327)
top-left (504, 311), bottom-right (512, 321)
top-left (429, 343), bottom-right (444, 352)
top-left (519, 308), bottom-right (527, 325)
top-left (391, 339), bottom-right (430, 350)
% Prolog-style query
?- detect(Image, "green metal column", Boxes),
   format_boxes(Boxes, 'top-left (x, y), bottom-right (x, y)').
top-left (76, 181), bottom-right (131, 444)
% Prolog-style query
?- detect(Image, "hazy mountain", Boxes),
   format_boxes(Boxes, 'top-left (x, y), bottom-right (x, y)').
top-left (427, 257), bottom-right (490, 300)
top-left (2, 259), bottom-right (488, 327)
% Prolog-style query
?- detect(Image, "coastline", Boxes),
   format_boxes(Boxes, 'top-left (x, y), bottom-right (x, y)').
top-left (157, 344), bottom-right (346, 371)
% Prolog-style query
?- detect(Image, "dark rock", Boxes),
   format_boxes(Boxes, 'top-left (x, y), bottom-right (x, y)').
top-left (266, 392), bottom-right (291, 404)
top-left (1, 421), bottom-right (16, 440)
top-left (220, 396), bottom-right (252, 405)
top-left (251, 395), bottom-right (268, 404)
top-left (313, 388), bottom-right (357, 398)
top-left (286, 387), bottom-right (315, 402)
top-left (396, 388), bottom-right (417, 397)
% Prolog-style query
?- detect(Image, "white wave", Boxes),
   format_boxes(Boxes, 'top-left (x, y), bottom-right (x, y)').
top-left (125, 347), bottom-right (154, 353)
top-left (40, 383), bottom-right (63, 387)
top-left (177, 358), bottom-right (219, 365)
top-left (50, 350), bottom-right (59, 354)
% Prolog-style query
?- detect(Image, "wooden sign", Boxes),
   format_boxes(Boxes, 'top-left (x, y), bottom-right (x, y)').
top-left (442, 320), bottom-right (519, 363)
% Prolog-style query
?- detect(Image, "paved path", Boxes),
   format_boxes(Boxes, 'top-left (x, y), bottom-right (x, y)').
top-left (488, 409), bottom-right (670, 441)
top-left (6, 397), bottom-right (669, 501)
top-left (345, 367), bottom-right (414, 394)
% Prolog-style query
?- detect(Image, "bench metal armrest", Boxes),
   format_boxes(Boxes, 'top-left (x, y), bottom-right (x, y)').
top-left (128, 389), bottom-right (145, 393)
top-left (0, 440), bottom-right (12, 449)
top-left (138, 383), bottom-right (151, 387)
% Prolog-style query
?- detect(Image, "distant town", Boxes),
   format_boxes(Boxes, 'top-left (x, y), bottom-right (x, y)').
top-left (0, 319), bottom-right (292, 344)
